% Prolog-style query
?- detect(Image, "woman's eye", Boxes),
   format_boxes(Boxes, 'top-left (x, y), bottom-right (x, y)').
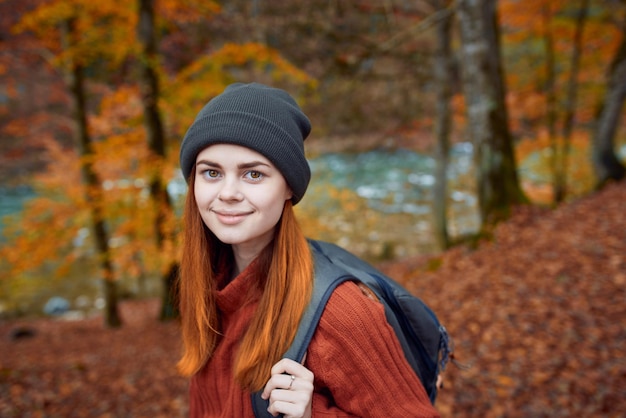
top-left (203, 169), bottom-right (219, 178)
top-left (246, 171), bottom-right (263, 180)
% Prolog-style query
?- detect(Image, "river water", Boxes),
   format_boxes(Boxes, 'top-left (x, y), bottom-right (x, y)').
top-left (1, 144), bottom-right (479, 251)
top-left (0, 185), bottom-right (36, 240)
top-left (0, 144), bottom-right (479, 315)
top-left (3, 142), bottom-right (623, 316)
top-left (300, 143), bottom-right (479, 258)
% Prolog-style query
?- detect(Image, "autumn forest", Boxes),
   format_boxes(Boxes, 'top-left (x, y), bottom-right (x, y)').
top-left (0, 0), bottom-right (625, 416)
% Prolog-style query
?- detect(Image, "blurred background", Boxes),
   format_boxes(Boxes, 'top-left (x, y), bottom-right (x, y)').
top-left (0, 0), bottom-right (625, 416)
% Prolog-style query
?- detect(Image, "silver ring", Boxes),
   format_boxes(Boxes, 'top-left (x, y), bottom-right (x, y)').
top-left (288, 374), bottom-right (295, 389)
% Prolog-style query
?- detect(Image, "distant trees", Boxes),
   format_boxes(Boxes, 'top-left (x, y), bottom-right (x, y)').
top-left (592, 11), bottom-right (626, 187)
top-left (212, 0), bottom-right (441, 135)
top-left (456, 0), bottom-right (527, 227)
top-left (500, 0), bottom-right (625, 201)
top-left (61, 18), bottom-right (121, 327)
top-left (1, 0), bottom-right (625, 317)
top-left (553, 0), bottom-right (589, 203)
top-left (136, 0), bottom-right (178, 320)
top-left (13, 0), bottom-right (134, 327)
top-left (431, 0), bottom-right (455, 249)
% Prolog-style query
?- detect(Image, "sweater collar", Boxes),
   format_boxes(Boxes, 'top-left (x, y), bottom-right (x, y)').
top-left (215, 256), bottom-right (262, 315)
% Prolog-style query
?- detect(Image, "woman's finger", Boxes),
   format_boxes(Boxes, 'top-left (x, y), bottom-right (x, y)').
top-left (261, 358), bottom-right (314, 418)
top-left (270, 358), bottom-right (314, 381)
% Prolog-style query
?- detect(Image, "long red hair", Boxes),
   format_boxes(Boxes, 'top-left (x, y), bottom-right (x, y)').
top-left (177, 170), bottom-right (313, 391)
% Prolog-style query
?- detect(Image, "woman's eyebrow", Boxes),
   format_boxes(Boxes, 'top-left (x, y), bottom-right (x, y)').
top-left (238, 161), bottom-right (271, 169)
top-left (195, 160), bottom-right (271, 169)
top-left (195, 159), bottom-right (221, 168)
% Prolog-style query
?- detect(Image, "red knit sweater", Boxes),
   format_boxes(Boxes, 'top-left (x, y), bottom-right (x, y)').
top-left (189, 258), bottom-right (440, 417)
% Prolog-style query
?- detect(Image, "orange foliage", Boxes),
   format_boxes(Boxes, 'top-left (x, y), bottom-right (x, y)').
top-left (158, 0), bottom-right (220, 24)
top-left (498, 0), bottom-right (624, 203)
top-left (14, 0), bottom-right (136, 68)
top-left (4, 1), bottom-right (319, 286)
top-left (12, 0), bottom-right (218, 72)
top-left (163, 42), bottom-right (317, 140)
top-left (500, 0), bottom-right (623, 105)
top-left (1, 97), bottom-right (159, 280)
top-left (514, 129), bottom-right (596, 204)
top-left (450, 94), bottom-right (467, 131)
top-left (0, 138), bottom-right (84, 279)
top-left (506, 91), bottom-right (546, 131)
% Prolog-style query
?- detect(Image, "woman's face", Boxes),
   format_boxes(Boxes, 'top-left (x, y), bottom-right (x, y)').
top-left (194, 144), bottom-right (292, 255)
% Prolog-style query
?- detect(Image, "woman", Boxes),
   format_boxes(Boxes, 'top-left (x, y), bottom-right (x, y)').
top-left (177, 82), bottom-right (440, 417)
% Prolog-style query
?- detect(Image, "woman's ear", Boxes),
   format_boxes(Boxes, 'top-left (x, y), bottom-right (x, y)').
top-left (284, 188), bottom-right (293, 201)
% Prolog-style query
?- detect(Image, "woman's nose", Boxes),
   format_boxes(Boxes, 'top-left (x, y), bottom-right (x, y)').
top-left (218, 177), bottom-right (243, 201)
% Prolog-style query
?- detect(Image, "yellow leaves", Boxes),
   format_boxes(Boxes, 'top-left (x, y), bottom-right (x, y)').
top-left (217, 42), bottom-right (315, 86)
top-left (165, 42), bottom-right (317, 141)
top-left (514, 129), bottom-right (596, 203)
top-left (32, 137), bottom-right (82, 196)
top-left (4, 0), bottom-right (322, 293)
top-left (218, 42), bottom-right (288, 67)
top-left (500, 0), bottom-right (568, 33)
top-left (171, 42), bottom-right (316, 90)
top-left (14, 0), bottom-right (75, 34)
top-left (1, 96), bottom-right (162, 282)
top-left (2, 3), bottom-right (323, 308)
top-left (91, 86), bottom-right (144, 136)
top-left (14, 0), bottom-right (137, 69)
top-left (497, 1), bottom-right (619, 205)
top-left (0, 194), bottom-right (81, 278)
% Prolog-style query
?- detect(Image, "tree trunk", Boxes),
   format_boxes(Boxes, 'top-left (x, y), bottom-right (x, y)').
top-left (432, 0), bottom-right (454, 250)
top-left (456, 0), bottom-right (527, 228)
top-left (542, 3), bottom-right (558, 205)
top-left (62, 19), bottom-right (122, 328)
top-left (137, 0), bottom-right (179, 320)
top-left (555, 0), bottom-right (589, 203)
top-left (592, 13), bottom-right (626, 188)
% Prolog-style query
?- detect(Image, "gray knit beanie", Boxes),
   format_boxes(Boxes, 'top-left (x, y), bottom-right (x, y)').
top-left (179, 82), bottom-right (311, 204)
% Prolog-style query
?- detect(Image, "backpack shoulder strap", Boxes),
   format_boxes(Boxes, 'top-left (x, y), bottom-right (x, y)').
top-left (303, 240), bottom-right (451, 404)
top-left (251, 239), bottom-right (354, 417)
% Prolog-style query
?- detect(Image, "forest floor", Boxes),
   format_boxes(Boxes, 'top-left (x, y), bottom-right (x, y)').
top-left (1, 180), bottom-right (625, 417)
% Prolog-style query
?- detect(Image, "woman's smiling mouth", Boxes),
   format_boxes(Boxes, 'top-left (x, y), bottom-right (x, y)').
top-left (212, 210), bottom-right (252, 225)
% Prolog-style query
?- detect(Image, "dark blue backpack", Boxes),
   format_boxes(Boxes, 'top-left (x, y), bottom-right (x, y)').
top-left (252, 239), bottom-right (452, 417)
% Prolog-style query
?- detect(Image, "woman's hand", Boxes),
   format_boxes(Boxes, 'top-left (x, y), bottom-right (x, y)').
top-left (261, 357), bottom-right (314, 418)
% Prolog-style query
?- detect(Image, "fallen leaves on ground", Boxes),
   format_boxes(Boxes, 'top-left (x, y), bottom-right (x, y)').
top-left (0, 300), bottom-right (188, 417)
top-left (1, 181), bottom-right (625, 417)
top-left (383, 180), bottom-right (626, 417)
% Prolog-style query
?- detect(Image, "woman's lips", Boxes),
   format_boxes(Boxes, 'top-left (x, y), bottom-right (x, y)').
top-left (213, 210), bottom-right (251, 225)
